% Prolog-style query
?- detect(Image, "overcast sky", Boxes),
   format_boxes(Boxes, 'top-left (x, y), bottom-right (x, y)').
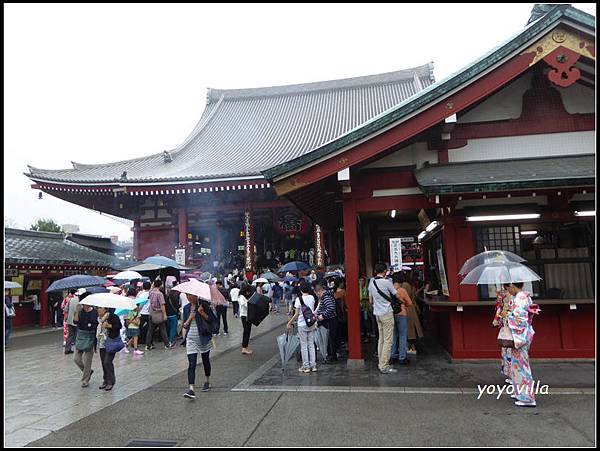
top-left (4, 3), bottom-right (595, 241)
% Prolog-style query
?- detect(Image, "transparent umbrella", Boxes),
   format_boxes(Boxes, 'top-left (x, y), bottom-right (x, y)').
top-left (277, 329), bottom-right (300, 369)
top-left (460, 261), bottom-right (542, 285)
top-left (459, 250), bottom-right (525, 276)
top-left (314, 326), bottom-right (329, 361)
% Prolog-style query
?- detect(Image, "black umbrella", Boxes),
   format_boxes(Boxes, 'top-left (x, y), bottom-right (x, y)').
top-left (247, 292), bottom-right (271, 326)
top-left (47, 275), bottom-right (108, 293)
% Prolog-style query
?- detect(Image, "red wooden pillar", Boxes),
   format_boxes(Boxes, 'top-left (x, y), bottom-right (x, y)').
top-left (442, 222), bottom-right (461, 302)
top-left (244, 209), bottom-right (256, 280)
top-left (343, 195), bottom-right (363, 361)
top-left (133, 219), bottom-right (140, 260)
top-left (40, 274), bottom-right (50, 327)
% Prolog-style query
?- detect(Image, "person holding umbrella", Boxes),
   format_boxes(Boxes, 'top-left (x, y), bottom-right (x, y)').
top-left (72, 294), bottom-right (98, 388)
top-left (181, 291), bottom-right (214, 399)
top-left (96, 305), bottom-right (122, 391)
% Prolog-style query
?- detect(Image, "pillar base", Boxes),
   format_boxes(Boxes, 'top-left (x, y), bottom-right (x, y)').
top-left (346, 359), bottom-right (366, 370)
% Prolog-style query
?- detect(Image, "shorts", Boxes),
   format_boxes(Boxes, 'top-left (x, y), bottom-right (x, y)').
top-left (126, 328), bottom-right (140, 338)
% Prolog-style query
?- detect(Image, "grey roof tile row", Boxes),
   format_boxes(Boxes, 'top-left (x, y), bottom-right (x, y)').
top-left (26, 64), bottom-right (434, 184)
top-left (5, 228), bottom-right (130, 268)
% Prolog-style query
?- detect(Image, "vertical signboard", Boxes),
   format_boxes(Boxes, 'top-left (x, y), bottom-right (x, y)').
top-left (389, 238), bottom-right (403, 271)
top-left (437, 248), bottom-right (450, 296)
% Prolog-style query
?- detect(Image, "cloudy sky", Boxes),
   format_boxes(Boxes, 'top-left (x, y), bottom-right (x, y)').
top-left (4, 3), bottom-right (595, 241)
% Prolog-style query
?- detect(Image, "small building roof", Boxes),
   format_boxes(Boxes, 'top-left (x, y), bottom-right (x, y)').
top-left (66, 233), bottom-right (126, 254)
top-left (4, 228), bottom-right (132, 269)
top-left (26, 64), bottom-right (434, 186)
top-left (414, 154), bottom-right (596, 194)
top-left (262, 4), bottom-right (595, 182)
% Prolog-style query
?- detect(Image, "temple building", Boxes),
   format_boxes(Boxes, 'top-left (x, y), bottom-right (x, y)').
top-left (26, 4), bottom-right (595, 359)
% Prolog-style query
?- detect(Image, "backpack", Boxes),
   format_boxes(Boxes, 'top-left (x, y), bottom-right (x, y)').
top-left (298, 296), bottom-right (317, 328)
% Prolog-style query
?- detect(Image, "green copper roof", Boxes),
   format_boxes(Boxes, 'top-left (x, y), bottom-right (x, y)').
top-left (262, 4), bottom-right (595, 182)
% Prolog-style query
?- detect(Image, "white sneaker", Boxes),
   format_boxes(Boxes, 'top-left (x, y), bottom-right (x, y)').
top-left (515, 400), bottom-right (537, 407)
top-left (505, 378), bottom-right (512, 384)
top-left (380, 367), bottom-right (398, 374)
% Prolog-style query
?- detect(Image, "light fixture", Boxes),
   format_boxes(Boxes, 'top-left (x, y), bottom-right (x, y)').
top-left (466, 213), bottom-right (541, 222)
top-left (426, 221), bottom-right (440, 232)
top-left (575, 210), bottom-right (595, 217)
top-left (417, 231), bottom-right (427, 241)
top-left (390, 210), bottom-right (397, 219)
top-left (520, 230), bottom-right (538, 236)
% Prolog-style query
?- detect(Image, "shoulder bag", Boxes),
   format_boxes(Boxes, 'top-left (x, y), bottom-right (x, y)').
top-left (372, 279), bottom-right (401, 315)
top-left (497, 324), bottom-right (515, 348)
top-left (75, 329), bottom-right (95, 352)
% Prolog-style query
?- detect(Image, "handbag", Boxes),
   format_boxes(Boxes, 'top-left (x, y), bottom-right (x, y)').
top-left (151, 310), bottom-right (166, 324)
top-left (105, 335), bottom-right (125, 353)
top-left (497, 324), bottom-right (515, 348)
top-left (75, 329), bottom-right (95, 352)
top-left (373, 279), bottom-right (401, 315)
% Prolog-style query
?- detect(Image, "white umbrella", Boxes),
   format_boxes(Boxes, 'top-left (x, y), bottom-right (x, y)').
top-left (252, 278), bottom-right (269, 285)
top-left (171, 279), bottom-right (211, 301)
top-left (4, 281), bottom-right (22, 289)
top-left (113, 270), bottom-right (143, 280)
top-left (461, 261), bottom-right (542, 285)
top-left (79, 293), bottom-right (136, 310)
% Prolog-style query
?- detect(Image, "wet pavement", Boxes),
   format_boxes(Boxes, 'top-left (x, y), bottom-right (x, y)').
top-left (246, 336), bottom-right (596, 391)
top-left (4, 310), bottom-right (289, 447)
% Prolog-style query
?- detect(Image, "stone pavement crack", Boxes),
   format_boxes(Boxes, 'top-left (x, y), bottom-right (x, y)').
top-left (241, 392), bottom-right (284, 447)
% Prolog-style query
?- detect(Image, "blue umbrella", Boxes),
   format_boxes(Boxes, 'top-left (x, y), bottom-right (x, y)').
top-left (47, 275), bottom-right (108, 293)
top-left (143, 256), bottom-right (184, 269)
top-left (283, 276), bottom-right (299, 282)
top-left (114, 294), bottom-right (148, 316)
top-left (278, 261), bottom-right (310, 273)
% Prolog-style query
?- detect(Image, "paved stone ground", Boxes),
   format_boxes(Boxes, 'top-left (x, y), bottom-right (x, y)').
top-left (22, 324), bottom-right (596, 447)
top-left (4, 310), bottom-right (289, 447)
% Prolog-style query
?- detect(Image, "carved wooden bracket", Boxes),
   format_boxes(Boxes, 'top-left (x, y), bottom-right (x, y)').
top-left (543, 46), bottom-right (581, 88)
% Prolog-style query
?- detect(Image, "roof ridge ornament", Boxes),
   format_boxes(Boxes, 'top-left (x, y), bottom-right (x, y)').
top-left (163, 150), bottom-right (173, 163)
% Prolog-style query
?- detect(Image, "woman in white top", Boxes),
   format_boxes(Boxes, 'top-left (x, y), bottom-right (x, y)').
top-left (238, 283), bottom-right (254, 355)
top-left (287, 281), bottom-right (318, 373)
top-left (230, 284), bottom-right (240, 318)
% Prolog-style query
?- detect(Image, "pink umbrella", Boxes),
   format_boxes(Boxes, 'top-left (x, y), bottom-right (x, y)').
top-left (209, 283), bottom-right (228, 307)
top-left (171, 279), bottom-right (211, 301)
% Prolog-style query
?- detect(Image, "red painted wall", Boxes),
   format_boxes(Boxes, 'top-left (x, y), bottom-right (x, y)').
top-left (138, 227), bottom-right (177, 260)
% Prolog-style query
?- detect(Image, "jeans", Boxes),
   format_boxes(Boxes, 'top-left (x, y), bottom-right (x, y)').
top-left (376, 312), bottom-right (395, 371)
top-left (232, 302), bottom-right (239, 316)
top-left (187, 351), bottom-right (211, 385)
top-left (322, 317), bottom-right (339, 360)
top-left (99, 348), bottom-right (116, 385)
top-left (390, 315), bottom-right (408, 360)
top-left (139, 314), bottom-right (149, 345)
top-left (5, 317), bottom-right (12, 347)
top-left (167, 315), bottom-right (178, 344)
top-left (74, 348), bottom-right (94, 384)
top-left (298, 325), bottom-right (317, 368)
top-left (216, 305), bottom-right (228, 334)
top-left (146, 317), bottom-right (169, 347)
top-left (65, 324), bottom-right (78, 353)
top-left (241, 316), bottom-right (252, 348)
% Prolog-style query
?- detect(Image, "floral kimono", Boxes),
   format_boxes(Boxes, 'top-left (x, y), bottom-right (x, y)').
top-left (493, 289), bottom-right (512, 379)
top-left (507, 290), bottom-right (539, 403)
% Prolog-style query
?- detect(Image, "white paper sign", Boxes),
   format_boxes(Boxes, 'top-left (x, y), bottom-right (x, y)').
top-left (389, 238), bottom-right (403, 271)
top-left (437, 248), bottom-right (450, 297)
top-left (175, 248), bottom-right (186, 265)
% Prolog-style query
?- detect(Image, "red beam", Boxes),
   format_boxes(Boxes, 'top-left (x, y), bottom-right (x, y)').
top-left (278, 51), bottom-right (537, 192)
top-left (355, 195), bottom-right (434, 213)
top-left (185, 199), bottom-right (292, 214)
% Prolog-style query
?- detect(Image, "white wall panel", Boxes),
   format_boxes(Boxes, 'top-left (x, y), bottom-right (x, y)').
top-left (559, 82), bottom-right (595, 114)
top-left (364, 142), bottom-right (436, 169)
top-left (449, 131), bottom-right (595, 162)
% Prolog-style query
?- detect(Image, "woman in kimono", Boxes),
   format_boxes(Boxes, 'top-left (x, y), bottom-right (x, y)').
top-left (492, 284), bottom-right (512, 383)
top-left (506, 282), bottom-right (539, 407)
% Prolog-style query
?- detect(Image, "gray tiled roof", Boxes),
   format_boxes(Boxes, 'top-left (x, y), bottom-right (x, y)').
top-left (4, 228), bottom-right (131, 268)
top-left (26, 64), bottom-right (434, 185)
top-left (415, 154), bottom-right (596, 194)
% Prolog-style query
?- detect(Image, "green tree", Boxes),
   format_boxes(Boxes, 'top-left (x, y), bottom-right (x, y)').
top-left (30, 218), bottom-right (63, 233)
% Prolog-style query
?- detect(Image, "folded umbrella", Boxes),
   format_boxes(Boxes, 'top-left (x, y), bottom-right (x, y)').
top-left (314, 326), bottom-right (329, 361)
top-left (247, 292), bottom-right (271, 326)
top-left (460, 261), bottom-right (542, 285)
top-left (79, 293), bottom-right (136, 310)
top-left (277, 330), bottom-right (300, 369)
top-left (458, 250), bottom-right (526, 276)
top-left (47, 275), bottom-right (107, 293)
